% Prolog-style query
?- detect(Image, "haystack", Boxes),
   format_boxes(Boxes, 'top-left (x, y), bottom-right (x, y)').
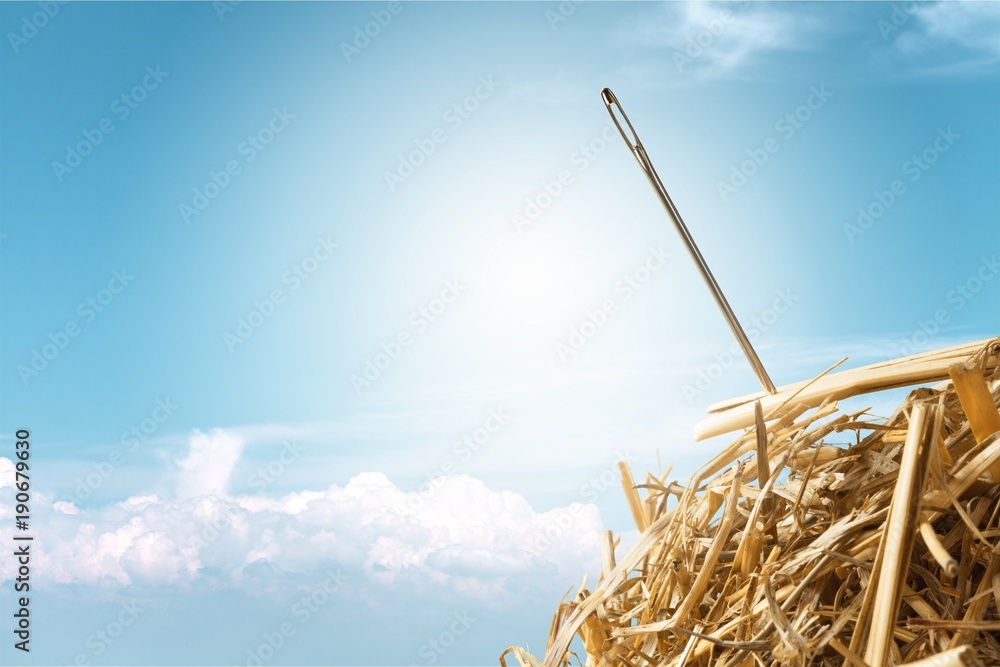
top-left (503, 337), bottom-right (1000, 666)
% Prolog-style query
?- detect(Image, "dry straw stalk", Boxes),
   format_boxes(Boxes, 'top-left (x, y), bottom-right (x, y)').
top-left (502, 338), bottom-right (1000, 667)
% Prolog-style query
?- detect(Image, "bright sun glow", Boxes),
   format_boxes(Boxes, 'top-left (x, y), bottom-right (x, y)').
top-left (481, 236), bottom-right (576, 325)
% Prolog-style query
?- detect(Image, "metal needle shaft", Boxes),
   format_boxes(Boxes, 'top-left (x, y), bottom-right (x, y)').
top-left (601, 88), bottom-right (777, 396)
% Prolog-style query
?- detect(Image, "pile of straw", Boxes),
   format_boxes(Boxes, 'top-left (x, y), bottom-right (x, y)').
top-left (503, 338), bottom-right (1000, 667)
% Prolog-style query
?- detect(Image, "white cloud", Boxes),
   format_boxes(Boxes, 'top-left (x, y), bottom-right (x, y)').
top-left (618, 1), bottom-right (818, 78)
top-left (0, 430), bottom-right (607, 600)
top-left (0, 456), bottom-right (14, 489)
top-left (896, 2), bottom-right (1000, 60)
top-left (616, 2), bottom-right (1000, 82)
top-left (175, 429), bottom-right (244, 500)
top-left (53, 500), bottom-right (79, 515)
top-left (120, 531), bottom-right (195, 585)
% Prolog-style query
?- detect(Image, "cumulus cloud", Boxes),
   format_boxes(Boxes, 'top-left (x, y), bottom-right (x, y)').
top-left (0, 456), bottom-right (14, 489)
top-left (175, 428), bottom-right (244, 500)
top-left (0, 430), bottom-right (608, 602)
top-left (53, 500), bottom-right (79, 515)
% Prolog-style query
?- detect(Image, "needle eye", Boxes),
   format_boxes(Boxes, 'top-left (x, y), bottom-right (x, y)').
top-left (601, 88), bottom-right (642, 153)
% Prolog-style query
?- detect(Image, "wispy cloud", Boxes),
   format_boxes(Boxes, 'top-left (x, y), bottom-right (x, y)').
top-left (896, 1), bottom-right (1000, 59)
top-left (882, 1), bottom-right (1000, 75)
top-left (617, 1), bottom-right (826, 80)
top-left (616, 1), bottom-right (1000, 84)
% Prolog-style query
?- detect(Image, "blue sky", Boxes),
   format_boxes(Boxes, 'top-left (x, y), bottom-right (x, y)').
top-left (0, 1), bottom-right (998, 664)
